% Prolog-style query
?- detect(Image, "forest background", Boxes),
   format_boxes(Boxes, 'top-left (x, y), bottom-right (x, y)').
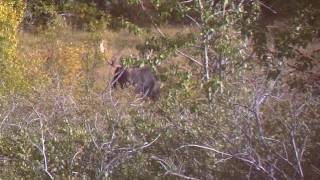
top-left (0, 0), bottom-right (319, 179)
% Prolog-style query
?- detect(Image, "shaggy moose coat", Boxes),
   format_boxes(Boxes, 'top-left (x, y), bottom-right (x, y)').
top-left (111, 66), bottom-right (160, 100)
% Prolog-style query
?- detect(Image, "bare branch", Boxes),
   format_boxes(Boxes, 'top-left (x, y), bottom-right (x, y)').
top-left (180, 0), bottom-right (194, 4)
top-left (33, 108), bottom-right (54, 179)
top-left (176, 144), bottom-right (232, 157)
top-left (290, 130), bottom-right (304, 178)
top-left (312, 165), bottom-right (320, 176)
top-left (257, 0), bottom-right (277, 14)
top-left (70, 150), bottom-right (82, 174)
top-left (185, 14), bottom-right (201, 28)
top-left (151, 156), bottom-right (200, 180)
top-left (176, 50), bottom-right (203, 66)
top-left (0, 102), bottom-right (16, 131)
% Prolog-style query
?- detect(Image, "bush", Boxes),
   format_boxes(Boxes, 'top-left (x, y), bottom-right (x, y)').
top-left (0, 0), bottom-right (29, 96)
top-left (23, 0), bottom-right (57, 30)
top-left (24, 0), bottom-right (110, 31)
top-left (0, 62), bottom-right (319, 179)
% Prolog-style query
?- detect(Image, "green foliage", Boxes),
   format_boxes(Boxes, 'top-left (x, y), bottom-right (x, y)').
top-left (65, 1), bottom-right (110, 31)
top-left (22, 0), bottom-right (185, 31)
top-left (137, 32), bottom-right (195, 62)
top-left (24, 0), bottom-right (57, 30)
top-left (24, 0), bottom-right (110, 31)
top-left (253, 0), bottom-right (320, 67)
top-left (0, 0), bottom-right (29, 96)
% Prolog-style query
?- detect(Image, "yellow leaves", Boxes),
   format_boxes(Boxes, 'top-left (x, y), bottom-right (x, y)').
top-left (58, 46), bottom-right (84, 86)
top-left (17, 29), bottom-right (113, 94)
top-left (0, 0), bottom-right (27, 95)
top-left (42, 44), bottom-right (85, 87)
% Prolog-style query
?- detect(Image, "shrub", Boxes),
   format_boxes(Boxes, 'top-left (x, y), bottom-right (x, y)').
top-left (0, 0), bottom-right (29, 96)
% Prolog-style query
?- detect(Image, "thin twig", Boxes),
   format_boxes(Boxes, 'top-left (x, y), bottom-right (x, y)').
top-left (176, 50), bottom-right (203, 66)
top-left (257, 0), bottom-right (277, 14)
top-left (34, 109), bottom-right (54, 179)
top-left (176, 144), bottom-right (232, 157)
top-left (290, 130), bottom-right (304, 178)
top-left (151, 156), bottom-right (199, 180)
top-left (0, 103), bottom-right (16, 131)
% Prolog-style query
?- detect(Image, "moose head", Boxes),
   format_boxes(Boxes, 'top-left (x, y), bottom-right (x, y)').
top-left (108, 54), bottom-right (160, 100)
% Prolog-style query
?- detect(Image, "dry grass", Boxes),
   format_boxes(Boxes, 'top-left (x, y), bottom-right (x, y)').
top-left (16, 26), bottom-right (193, 98)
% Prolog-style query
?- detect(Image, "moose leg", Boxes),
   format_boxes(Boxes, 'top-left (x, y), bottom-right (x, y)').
top-left (141, 87), bottom-right (151, 99)
top-left (111, 68), bottom-right (127, 89)
top-left (149, 81), bottom-right (160, 100)
top-left (133, 83), bottom-right (149, 99)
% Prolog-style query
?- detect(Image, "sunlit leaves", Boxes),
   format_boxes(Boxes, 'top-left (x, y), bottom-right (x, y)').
top-left (0, 0), bottom-right (28, 95)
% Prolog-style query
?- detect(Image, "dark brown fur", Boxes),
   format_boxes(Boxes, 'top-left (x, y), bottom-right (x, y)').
top-left (111, 66), bottom-right (160, 100)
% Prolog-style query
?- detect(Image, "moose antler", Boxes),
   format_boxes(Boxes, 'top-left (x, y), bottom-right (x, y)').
top-left (108, 52), bottom-right (122, 67)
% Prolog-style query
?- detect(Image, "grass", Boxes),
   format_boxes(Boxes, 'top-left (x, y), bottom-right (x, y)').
top-left (17, 26), bottom-right (195, 94)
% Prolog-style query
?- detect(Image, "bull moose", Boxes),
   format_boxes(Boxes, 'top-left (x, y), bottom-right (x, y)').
top-left (108, 55), bottom-right (160, 100)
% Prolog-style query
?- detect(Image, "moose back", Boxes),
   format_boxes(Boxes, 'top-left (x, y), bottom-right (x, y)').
top-left (111, 66), bottom-right (160, 100)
